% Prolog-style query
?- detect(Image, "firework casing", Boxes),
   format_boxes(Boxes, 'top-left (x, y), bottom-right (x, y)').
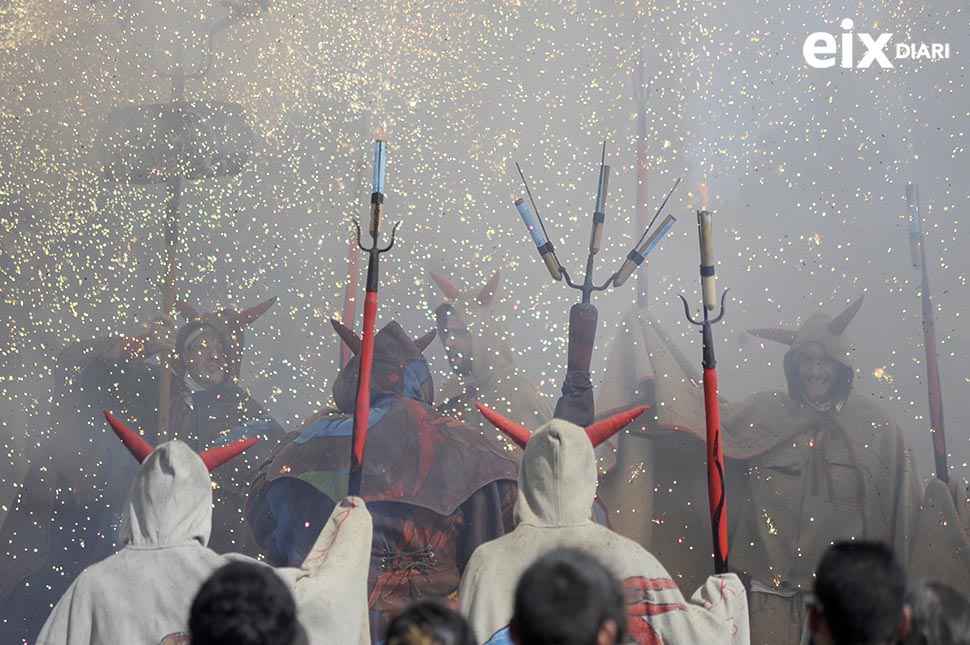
top-left (614, 214), bottom-right (676, 287)
top-left (369, 140), bottom-right (386, 239)
top-left (589, 165), bottom-right (610, 254)
top-left (907, 183), bottom-right (921, 269)
top-left (698, 210), bottom-right (716, 310)
top-left (515, 198), bottom-right (562, 280)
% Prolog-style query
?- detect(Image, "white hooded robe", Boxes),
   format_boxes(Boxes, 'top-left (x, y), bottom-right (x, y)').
top-left (459, 419), bottom-right (750, 645)
top-left (36, 441), bottom-right (372, 645)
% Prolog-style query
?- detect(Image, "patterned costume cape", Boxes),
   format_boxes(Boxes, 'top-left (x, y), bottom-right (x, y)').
top-left (247, 321), bottom-right (518, 639)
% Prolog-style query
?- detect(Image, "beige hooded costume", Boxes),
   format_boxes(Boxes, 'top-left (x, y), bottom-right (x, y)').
top-left (596, 300), bottom-right (922, 645)
top-left (432, 271), bottom-right (553, 438)
top-left (459, 417), bottom-right (749, 645)
top-left (36, 437), bottom-right (372, 645)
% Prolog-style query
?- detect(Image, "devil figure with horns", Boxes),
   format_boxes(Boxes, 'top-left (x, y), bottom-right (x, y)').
top-left (596, 296), bottom-right (923, 645)
top-left (0, 299), bottom-right (284, 643)
top-left (247, 320), bottom-right (519, 640)
top-left (460, 406), bottom-right (750, 645)
top-left (37, 413), bottom-right (373, 645)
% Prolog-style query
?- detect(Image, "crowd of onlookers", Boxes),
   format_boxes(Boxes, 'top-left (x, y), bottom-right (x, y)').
top-left (189, 542), bottom-right (970, 645)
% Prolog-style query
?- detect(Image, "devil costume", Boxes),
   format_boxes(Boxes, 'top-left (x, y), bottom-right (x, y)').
top-left (459, 413), bottom-right (749, 645)
top-left (0, 299), bottom-right (283, 642)
top-left (596, 297), bottom-right (921, 645)
top-left (247, 320), bottom-right (518, 640)
top-left (37, 418), bottom-right (372, 645)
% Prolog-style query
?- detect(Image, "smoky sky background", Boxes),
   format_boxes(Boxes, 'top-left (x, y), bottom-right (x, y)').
top-left (0, 0), bottom-right (967, 498)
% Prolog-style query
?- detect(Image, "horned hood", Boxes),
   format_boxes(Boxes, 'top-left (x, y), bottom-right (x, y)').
top-left (513, 419), bottom-right (597, 528)
top-left (332, 320), bottom-right (436, 413)
top-left (782, 296), bottom-right (862, 405)
top-left (121, 441), bottom-right (213, 548)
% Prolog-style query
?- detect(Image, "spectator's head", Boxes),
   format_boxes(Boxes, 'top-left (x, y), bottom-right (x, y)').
top-left (808, 542), bottom-right (909, 645)
top-left (385, 600), bottom-right (477, 645)
top-left (901, 581), bottom-right (970, 645)
top-left (510, 549), bottom-right (625, 645)
top-left (189, 561), bottom-right (299, 645)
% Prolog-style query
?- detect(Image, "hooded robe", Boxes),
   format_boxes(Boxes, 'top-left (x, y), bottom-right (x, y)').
top-left (0, 305), bottom-right (283, 642)
top-left (36, 440), bottom-right (372, 645)
top-left (247, 321), bottom-right (519, 640)
top-left (432, 272), bottom-right (552, 440)
top-left (596, 303), bottom-right (922, 645)
top-left (459, 419), bottom-right (749, 645)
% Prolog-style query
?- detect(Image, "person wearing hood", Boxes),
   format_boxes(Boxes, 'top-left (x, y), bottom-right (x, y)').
top-left (0, 299), bottom-right (283, 642)
top-left (247, 320), bottom-right (519, 640)
top-left (595, 296), bottom-right (922, 645)
top-left (431, 271), bottom-right (552, 440)
top-left (458, 409), bottom-right (750, 645)
top-left (36, 414), bottom-right (372, 645)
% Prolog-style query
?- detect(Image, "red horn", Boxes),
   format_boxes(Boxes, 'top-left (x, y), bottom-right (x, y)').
top-left (746, 328), bottom-right (797, 346)
top-left (475, 271), bottom-right (501, 307)
top-left (476, 402), bottom-right (532, 449)
top-left (103, 411), bottom-right (154, 464)
top-left (585, 406), bottom-right (649, 448)
top-left (430, 270), bottom-right (462, 300)
top-left (199, 437), bottom-right (259, 472)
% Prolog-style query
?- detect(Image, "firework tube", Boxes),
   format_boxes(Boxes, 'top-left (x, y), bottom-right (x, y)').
top-left (369, 140), bottom-right (386, 239)
top-left (614, 214), bottom-right (676, 287)
top-left (698, 210), bottom-right (716, 310)
top-left (589, 162), bottom-right (610, 255)
top-left (515, 197), bottom-right (562, 280)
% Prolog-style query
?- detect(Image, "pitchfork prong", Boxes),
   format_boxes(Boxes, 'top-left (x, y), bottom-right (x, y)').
top-left (709, 288), bottom-right (730, 325)
top-left (377, 221), bottom-right (402, 253)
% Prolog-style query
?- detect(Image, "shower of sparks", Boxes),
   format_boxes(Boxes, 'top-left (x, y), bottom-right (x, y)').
top-left (0, 0), bottom-right (968, 628)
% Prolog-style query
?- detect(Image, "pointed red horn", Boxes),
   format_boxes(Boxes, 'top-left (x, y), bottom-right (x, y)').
top-left (234, 297), bottom-right (277, 327)
top-left (199, 437), bottom-right (260, 472)
top-left (475, 271), bottom-right (501, 307)
top-left (103, 411), bottom-right (155, 464)
top-left (429, 270), bottom-right (462, 300)
top-left (585, 406), bottom-right (649, 448)
top-left (476, 402), bottom-right (532, 449)
top-left (746, 328), bottom-right (797, 346)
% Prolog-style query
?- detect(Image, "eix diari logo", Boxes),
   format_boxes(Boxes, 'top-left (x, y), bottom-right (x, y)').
top-left (803, 18), bottom-right (951, 69)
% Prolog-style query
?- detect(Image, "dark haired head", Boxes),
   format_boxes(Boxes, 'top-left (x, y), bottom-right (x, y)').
top-left (511, 549), bottom-right (625, 645)
top-left (901, 581), bottom-right (970, 645)
top-left (810, 541), bottom-right (908, 645)
top-left (189, 561), bottom-right (298, 645)
top-left (385, 599), bottom-right (477, 645)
